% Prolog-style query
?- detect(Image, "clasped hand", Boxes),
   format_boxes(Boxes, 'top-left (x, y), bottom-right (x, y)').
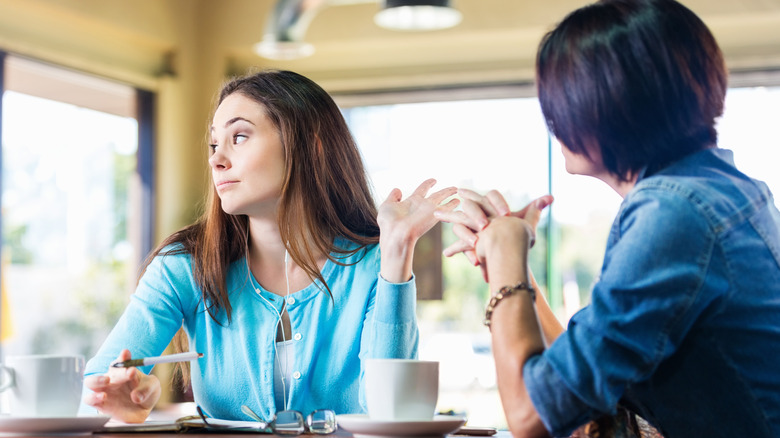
top-left (435, 189), bottom-right (553, 282)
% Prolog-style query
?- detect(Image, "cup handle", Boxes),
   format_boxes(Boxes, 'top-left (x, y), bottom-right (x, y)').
top-left (0, 366), bottom-right (14, 392)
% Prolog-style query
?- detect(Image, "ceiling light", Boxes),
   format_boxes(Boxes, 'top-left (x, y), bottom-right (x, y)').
top-left (375, 0), bottom-right (462, 31)
top-left (253, 0), bottom-right (323, 60)
top-left (253, 40), bottom-right (315, 61)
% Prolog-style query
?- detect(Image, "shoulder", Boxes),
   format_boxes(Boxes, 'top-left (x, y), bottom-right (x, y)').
top-left (142, 243), bottom-right (195, 283)
top-left (629, 149), bottom-right (768, 236)
top-left (620, 180), bottom-right (710, 236)
top-left (332, 237), bottom-right (380, 266)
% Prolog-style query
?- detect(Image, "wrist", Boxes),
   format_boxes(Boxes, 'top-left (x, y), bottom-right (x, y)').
top-left (380, 233), bottom-right (416, 283)
top-left (480, 217), bottom-right (533, 253)
top-left (484, 282), bottom-right (536, 330)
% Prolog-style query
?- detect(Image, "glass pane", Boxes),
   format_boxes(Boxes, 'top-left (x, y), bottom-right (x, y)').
top-left (344, 98), bottom-right (551, 429)
top-left (1, 90), bottom-right (139, 358)
top-left (342, 83), bottom-right (780, 428)
top-left (549, 137), bottom-right (622, 322)
top-left (718, 86), bottom-right (780, 202)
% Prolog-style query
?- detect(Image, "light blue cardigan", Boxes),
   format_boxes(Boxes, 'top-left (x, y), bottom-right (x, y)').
top-left (84, 239), bottom-right (418, 421)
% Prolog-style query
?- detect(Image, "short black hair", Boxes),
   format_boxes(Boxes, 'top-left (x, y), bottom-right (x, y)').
top-left (537, 0), bottom-right (727, 179)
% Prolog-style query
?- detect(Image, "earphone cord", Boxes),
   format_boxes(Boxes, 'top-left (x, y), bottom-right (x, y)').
top-left (279, 248), bottom-right (290, 409)
top-left (252, 247), bottom-right (291, 411)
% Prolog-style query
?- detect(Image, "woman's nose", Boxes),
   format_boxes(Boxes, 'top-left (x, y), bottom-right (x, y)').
top-left (209, 149), bottom-right (229, 169)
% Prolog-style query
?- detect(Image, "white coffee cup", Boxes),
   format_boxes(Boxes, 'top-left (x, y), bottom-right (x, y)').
top-left (0, 354), bottom-right (85, 417)
top-left (365, 358), bottom-right (439, 421)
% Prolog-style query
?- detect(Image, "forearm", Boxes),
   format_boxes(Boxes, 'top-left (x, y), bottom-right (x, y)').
top-left (482, 222), bottom-right (549, 437)
top-left (490, 294), bottom-right (549, 437)
top-left (528, 272), bottom-right (565, 345)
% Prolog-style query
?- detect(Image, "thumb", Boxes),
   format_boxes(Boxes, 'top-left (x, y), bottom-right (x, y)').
top-left (535, 194), bottom-right (554, 210)
top-left (131, 387), bottom-right (148, 405)
top-left (525, 195), bottom-right (554, 230)
top-left (130, 372), bottom-right (159, 408)
top-left (384, 188), bottom-right (402, 203)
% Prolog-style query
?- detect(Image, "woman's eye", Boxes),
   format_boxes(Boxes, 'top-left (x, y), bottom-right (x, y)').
top-left (208, 143), bottom-right (217, 152)
top-left (234, 134), bottom-right (248, 144)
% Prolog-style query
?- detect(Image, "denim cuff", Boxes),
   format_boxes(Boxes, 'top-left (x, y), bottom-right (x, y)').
top-left (524, 354), bottom-right (602, 437)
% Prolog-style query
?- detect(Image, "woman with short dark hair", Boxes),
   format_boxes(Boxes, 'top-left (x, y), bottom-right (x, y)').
top-left (438, 1), bottom-right (780, 436)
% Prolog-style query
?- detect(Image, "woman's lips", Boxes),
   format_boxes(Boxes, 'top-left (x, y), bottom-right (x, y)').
top-left (216, 180), bottom-right (238, 190)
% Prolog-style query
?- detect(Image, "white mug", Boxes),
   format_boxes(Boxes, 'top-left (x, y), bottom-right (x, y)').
top-left (365, 358), bottom-right (439, 421)
top-left (0, 354), bottom-right (85, 417)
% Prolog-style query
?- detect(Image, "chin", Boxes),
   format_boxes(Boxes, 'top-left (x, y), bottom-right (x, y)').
top-left (564, 162), bottom-right (582, 176)
top-left (217, 201), bottom-right (243, 216)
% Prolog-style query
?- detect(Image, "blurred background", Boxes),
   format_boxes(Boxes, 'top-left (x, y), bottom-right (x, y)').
top-left (0, 0), bottom-right (778, 428)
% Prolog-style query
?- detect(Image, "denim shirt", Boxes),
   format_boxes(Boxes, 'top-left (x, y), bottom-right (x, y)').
top-left (525, 148), bottom-right (780, 437)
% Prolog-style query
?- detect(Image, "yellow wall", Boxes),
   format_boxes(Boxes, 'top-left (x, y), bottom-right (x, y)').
top-left (0, 0), bottom-right (234, 241)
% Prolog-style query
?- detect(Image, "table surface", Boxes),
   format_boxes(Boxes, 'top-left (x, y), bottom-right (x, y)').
top-left (0, 425), bottom-right (512, 437)
top-left (0, 429), bottom-right (514, 438)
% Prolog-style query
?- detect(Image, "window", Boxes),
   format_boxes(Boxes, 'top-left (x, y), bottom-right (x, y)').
top-left (719, 85), bottom-right (780, 198)
top-left (342, 94), bottom-right (552, 428)
top-left (0, 55), bottom-right (152, 359)
top-left (340, 75), bottom-right (780, 428)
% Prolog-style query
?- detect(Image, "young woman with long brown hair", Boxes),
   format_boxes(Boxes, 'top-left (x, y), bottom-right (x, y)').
top-left (82, 70), bottom-right (458, 423)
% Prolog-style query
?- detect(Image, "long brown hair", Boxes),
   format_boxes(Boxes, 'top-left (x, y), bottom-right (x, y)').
top-left (143, 69), bottom-right (380, 386)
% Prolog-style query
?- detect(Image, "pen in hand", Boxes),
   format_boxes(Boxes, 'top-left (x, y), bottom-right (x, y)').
top-left (111, 352), bottom-right (204, 368)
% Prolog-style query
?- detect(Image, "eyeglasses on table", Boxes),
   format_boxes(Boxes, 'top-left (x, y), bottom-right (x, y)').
top-left (196, 405), bottom-right (337, 435)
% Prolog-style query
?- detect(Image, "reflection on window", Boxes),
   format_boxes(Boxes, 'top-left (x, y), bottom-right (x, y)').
top-left (1, 91), bottom-right (138, 358)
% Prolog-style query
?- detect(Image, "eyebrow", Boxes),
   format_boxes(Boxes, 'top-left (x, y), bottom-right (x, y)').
top-left (210, 116), bottom-right (255, 132)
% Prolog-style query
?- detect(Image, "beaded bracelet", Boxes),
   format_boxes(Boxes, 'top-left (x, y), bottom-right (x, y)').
top-left (483, 282), bottom-right (536, 330)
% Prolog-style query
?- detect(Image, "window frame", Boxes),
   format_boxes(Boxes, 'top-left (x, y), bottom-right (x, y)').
top-left (0, 51), bottom-right (155, 360)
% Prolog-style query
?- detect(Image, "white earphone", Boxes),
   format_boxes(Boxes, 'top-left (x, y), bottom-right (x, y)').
top-left (254, 247), bottom-right (292, 409)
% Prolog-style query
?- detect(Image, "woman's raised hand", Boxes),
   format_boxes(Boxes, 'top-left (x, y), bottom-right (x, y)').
top-left (377, 178), bottom-right (459, 283)
top-left (83, 349), bottom-right (161, 423)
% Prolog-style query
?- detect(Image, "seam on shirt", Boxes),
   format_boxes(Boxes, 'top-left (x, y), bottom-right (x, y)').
top-left (750, 213), bottom-right (780, 271)
top-left (618, 184), bottom-right (716, 376)
top-left (638, 172), bottom-right (766, 236)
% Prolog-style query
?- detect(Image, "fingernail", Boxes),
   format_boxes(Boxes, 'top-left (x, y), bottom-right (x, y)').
top-left (97, 376), bottom-right (109, 384)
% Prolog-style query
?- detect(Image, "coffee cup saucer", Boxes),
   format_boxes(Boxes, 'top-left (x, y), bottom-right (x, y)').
top-left (0, 414), bottom-right (110, 436)
top-left (336, 414), bottom-right (467, 438)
